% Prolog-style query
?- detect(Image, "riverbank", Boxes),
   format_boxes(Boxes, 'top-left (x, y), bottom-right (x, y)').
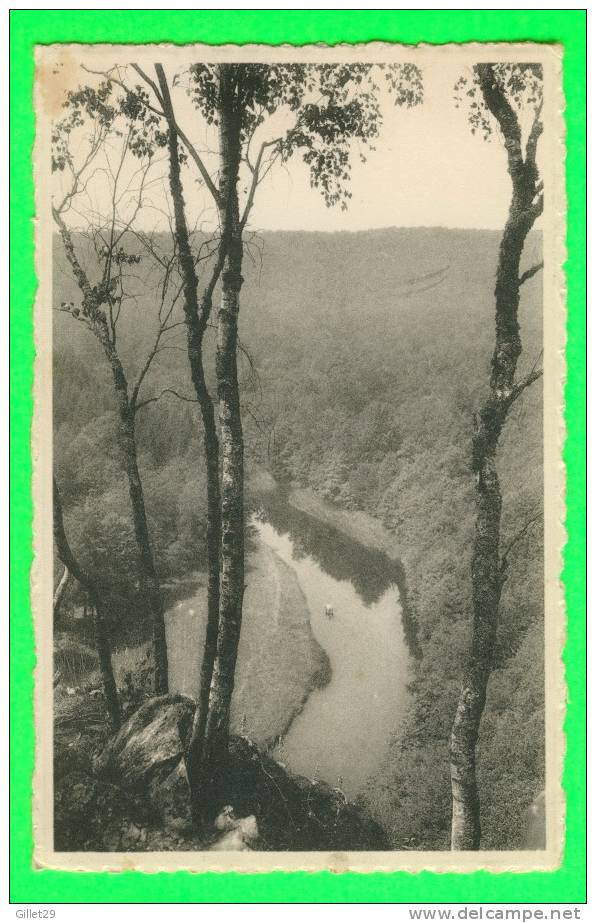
top-left (53, 484), bottom-right (335, 755)
top-left (286, 485), bottom-right (402, 561)
top-left (276, 474), bottom-right (543, 850)
top-left (253, 474), bottom-right (543, 849)
top-left (264, 482), bottom-right (419, 658)
top-left (53, 531), bottom-right (332, 852)
top-left (166, 540), bottom-right (330, 748)
top-left (56, 526), bottom-right (330, 753)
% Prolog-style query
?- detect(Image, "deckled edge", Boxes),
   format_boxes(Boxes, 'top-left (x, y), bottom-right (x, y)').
top-left (30, 39), bottom-right (568, 875)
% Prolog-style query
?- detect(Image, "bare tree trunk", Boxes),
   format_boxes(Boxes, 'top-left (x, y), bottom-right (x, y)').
top-left (155, 64), bottom-right (224, 796)
top-left (53, 478), bottom-right (121, 730)
top-left (450, 64), bottom-right (544, 850)
top-left (199, 65), bottom-right (246, 809)
top-left (53, 212), bottom-right (168, 694)
top-left (53, 565), bottom-right (71, 623)
top-left (450, 426), bottom-right (505, 848)
top-left (183, 341), bottom-right (223, 789)
top-left (89, 591), bottom-right (121, 729)
top-left (105, 340), bottom-right (169, 694)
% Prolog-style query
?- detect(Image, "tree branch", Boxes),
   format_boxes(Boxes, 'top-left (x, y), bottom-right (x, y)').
top-left (82, 65), bottom-right (165, 119)
top-left (527, 192), bottom-right (544, 223)
top-left (476, 63), bottom-right (524, 181)
top-left (525, 102), bottom-right (543, 166)
top-left (519, 262), bottom-right (544, 287)
top-left (240, 137), bottom-right (282, 230)
top-left (131, 63), bottom-right (165, 108)
top-left (135, 388), bottom-right (199, 412)
top-left (53, 477), bottom-right (91, 589)
top-left (83, 62), bottom-right (221, 206)
top-left (52, 206), bottom-right (93, 299)
top-left (500, 511), bottom-right (543, 573)
top-left (53, 565), bottom-right (72, 618)
top-left (505, 365), bottom-right (543, 408)
top-left (129, 246), bottom-right (182, 412)
top-left (154, 63), bottom-right (221, 207)
top-left (130, 342), bottom-right (160, 414)
top-left (197, 244), bottom-right (226, 334)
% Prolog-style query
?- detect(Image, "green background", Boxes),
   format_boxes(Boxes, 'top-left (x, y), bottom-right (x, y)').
top-left (10, 10), bottom-right (586, 904)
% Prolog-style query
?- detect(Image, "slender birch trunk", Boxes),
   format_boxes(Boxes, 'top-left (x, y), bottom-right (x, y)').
top-left (450, 64), bottom-right (544, 849)
top-left (108, 351), bottom-right (169, 695)
top-left (53, 212), bottom-right (168, 693)
top-left (155, 65), bottom-right (224, 796)
top-left (53, 478), bottom-right (121, 729)
top-left (198, 66), bottom-right (246, 807)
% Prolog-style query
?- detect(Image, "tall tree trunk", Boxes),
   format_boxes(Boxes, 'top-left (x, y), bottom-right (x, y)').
top-left (155, 64), bottom-right (224, 796)
top-left (53, 210), bottom-right (168, 694)
top-left (53, 478), bottom-right (121, 730)
top-left (199, 65), bottom-right (246, 808)
top-left (89, 590), bottom-right (121, 730)
top-left (105, 339), bottom-right (169, 695)
top-left (183, 338), bottom-right (223, 791)
top-left (450, 413), bottom-right (505, 849)
top-left (450, 64), bottom-right (544, 849)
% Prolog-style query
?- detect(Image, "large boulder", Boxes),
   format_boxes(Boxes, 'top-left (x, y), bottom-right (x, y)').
top-left (95, 694), bottom-right (196, 832)
top-left (93, 697), bottom-right (386, 849)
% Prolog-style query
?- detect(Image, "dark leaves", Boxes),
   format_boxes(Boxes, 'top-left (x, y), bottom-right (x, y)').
top-left (52, 80), bottom-right (115, 173)
top-left (185, 62), bottom-right (423, 210)
top-left (454, 64), bottom-right (543, 141)
top-left (119, 87), bottom-right (165, 159)
top-left (53, 62), bottom-right (425, 215)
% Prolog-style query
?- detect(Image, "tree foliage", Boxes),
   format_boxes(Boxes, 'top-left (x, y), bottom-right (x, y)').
top-left (186, 62), bottom-right (422, 209)
top-left (454, 63), bottom-right (543, 139)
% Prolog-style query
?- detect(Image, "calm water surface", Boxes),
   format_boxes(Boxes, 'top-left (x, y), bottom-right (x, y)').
top-left (254, 494), bottom-right (413, 798)
top-left (166, 491), bottom-right (413, 799)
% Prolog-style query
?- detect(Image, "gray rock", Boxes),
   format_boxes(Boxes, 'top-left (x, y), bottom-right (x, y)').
top-left (149, 759), bottom-right (194, 834)
top-left (210, 808), bottom-right (259, 850)
top-left (95, 694), bottom-right (196, 830)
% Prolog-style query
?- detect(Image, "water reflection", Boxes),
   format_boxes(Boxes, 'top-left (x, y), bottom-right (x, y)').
top-left (258, 490), bottom-right (420, 657)
top-left (254, 511), bottom-right (411, 797)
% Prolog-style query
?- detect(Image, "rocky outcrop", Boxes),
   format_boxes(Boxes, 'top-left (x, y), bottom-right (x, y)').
top-left (94, 693), bottom-right (195, 832)
top-left (92, 695), bottom-right (386, 851)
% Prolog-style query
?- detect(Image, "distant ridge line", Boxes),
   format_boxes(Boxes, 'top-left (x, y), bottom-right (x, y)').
top-left (54, 226), bottom-right (543, 238)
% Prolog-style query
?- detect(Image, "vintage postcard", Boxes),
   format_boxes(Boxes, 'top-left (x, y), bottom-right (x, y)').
top-left (32, 40), bottom-right (566, 873)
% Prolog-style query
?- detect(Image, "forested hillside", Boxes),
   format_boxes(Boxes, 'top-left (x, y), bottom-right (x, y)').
top-left (54, 227), bottom-right (544, 848)
top-left (238, 228), bottom-right (544, 849)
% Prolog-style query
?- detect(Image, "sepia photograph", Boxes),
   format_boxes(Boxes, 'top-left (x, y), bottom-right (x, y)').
top-left (31, 40), bottom-right (566, 873)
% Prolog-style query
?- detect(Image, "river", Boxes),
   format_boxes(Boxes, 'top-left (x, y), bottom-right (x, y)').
top-left (168, 490), bottom-right (414, 800)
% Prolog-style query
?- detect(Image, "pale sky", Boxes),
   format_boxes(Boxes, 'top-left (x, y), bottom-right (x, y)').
top-left (49, 56), bottom-right (545, 234)
top-left (247, 63), bottom-right (518, 232)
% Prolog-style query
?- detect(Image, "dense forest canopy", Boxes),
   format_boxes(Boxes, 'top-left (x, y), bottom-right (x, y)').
top-left (55, 227), bottom-right (542, 521)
